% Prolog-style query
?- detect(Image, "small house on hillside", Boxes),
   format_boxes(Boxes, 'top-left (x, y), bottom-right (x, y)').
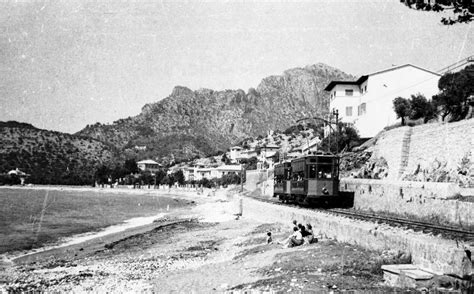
top-left (325, 64), bottom-right (440, 138)
top-left (211, 165), bottom-right (243, 178)
top-left (229, 146), bottom-right (243, 163)
top-left (300, 137), bottom-right (321, 154)
top-left (137, 159), bottom-right (162, 173)
top-left (238, 149), bottom-right (258, 161)
top-left (7, 168), bottom-right (30, 185)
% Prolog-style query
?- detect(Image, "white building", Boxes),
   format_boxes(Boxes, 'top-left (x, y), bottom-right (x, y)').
top-left (325, 64), bottom-right (440, 138)
top-left (228, 146), bottom-right (243, 162)
top-left (182, 164), bottom-right (242, 181)
top-left (260, 144), bottom-right (279, 159)
top-left (137, 159), bottom-right (162, 173)
top-left (301, 137), bottom-right (321, 154)
top-left (211, 165), bottom-right (243, 178)
top-left (238, 149), bottom-right (258, 161)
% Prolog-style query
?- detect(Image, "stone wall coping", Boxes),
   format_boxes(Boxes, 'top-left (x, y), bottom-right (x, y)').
top-left (341, 178), bottom-right (460, 190)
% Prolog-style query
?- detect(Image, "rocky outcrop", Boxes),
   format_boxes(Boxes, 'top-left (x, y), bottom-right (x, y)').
top-left (77, 63), bottom-right (355, 163)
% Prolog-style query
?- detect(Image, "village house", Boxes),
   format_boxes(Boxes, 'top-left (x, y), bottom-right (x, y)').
top-left (181, 164), bottom-right (242, 182)
top-left (300, 137), bottom-right (321, 154)
top-left (211, 165), bottom-right (243, 178)
top-left (228, 146), bottom-right (243, 163)
top-left (7, 168), bottom-right (30, 185)
top-left (324, 64), bottom-right (441, 138)
top-left (136, 159), bottom-right (162, 173)
top-left (238, 149), bottom-right (258, 161)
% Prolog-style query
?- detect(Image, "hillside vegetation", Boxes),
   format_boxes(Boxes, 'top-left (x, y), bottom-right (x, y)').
top-left (77, 63), bottom-right (354, 163)
top-left (0, 122), bottom-right (117, 185)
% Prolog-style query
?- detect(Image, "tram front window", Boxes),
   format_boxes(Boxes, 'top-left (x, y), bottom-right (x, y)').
top-left (317, 165), bottom-right (332, 179)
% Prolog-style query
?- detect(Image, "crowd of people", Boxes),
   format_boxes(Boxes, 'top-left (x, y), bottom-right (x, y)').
top-left (267, 220), bottom-right (317, 248)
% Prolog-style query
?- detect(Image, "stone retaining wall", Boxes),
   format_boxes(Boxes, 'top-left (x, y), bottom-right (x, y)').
top-left (370, 119), bottom-right (473, 185)
top-left (371, 126), bottom-right (409, 179)
top-left (241, 196), bottom-right (470, 277)
top-left (405, 119), bottom-right (473, 178)
top-left (245, 169), bottom-right (274, 197)
top-left (340, 178), bottom-right (473, 228)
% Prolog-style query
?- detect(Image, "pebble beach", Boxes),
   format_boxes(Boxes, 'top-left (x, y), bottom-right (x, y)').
top-left (0, 186), bottom-right (400, 293)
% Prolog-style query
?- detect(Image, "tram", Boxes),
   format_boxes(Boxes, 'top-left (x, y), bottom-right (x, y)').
top-left (273, 161), bottom-right (292, 202)
top-left (274, 153), bottom-right (340, 206)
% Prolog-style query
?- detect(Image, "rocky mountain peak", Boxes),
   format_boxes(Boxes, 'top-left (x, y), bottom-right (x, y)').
top-left (77, 63), bottom-right (354, 163)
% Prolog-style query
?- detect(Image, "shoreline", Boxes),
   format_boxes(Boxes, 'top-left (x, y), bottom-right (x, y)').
top-left (0, 186), bottom-right (223, 262)
top-left (0, 184), bottom-right (229, 198)
top-left (2, 212), bottom-right (168, 263)
top-left (0, 186), bottom-right (237, 261)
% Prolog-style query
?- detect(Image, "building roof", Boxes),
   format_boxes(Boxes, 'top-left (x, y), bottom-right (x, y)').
top-left (324, 80), bottom-right (361, 91)
top-left (215, 165), bottom-right (242, 171)
top-left (241, 149), bottom-right (257, 154)
top-left (262, 144), bottom-right (279, 149)
top-left (230, 146), bottom-right (243, 150)
top-left (368, 64), bottom-right (440, 77)
top-left (324, 64), bottom-right (439, 92)
top-left (137, 159), bottom-right (161, 165)
top-left (7, 168), bottom-right (29, 176)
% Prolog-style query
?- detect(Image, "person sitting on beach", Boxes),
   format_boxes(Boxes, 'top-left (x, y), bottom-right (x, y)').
top-left (298, 223), bottom-right (308, 237)
top-left (289, 226), bottom-right (304, 247)
top-left (266, 232), bottom-right (272, 244)
top-left (304, 223), bottom-right (316, 244)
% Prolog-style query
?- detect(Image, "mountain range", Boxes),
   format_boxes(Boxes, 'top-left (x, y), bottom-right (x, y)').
top-left (1, 63), bottom-right (354, 184)
top-left (76, 63), bottom-right (354, 163)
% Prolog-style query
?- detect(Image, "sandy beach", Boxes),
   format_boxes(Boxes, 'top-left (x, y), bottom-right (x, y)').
top-left (0, 186), bottom-right (402, 293)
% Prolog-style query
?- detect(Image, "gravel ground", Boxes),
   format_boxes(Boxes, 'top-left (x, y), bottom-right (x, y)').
top-left (0, 195), bottom-right (423, 293)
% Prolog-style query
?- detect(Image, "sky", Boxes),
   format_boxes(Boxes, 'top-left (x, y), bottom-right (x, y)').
top-left (0, 0), bottom-right (472, 133)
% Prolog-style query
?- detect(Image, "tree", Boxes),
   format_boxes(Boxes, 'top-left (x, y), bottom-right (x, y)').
top-left (241, 156), bottom-right (258, 170)
top-left (154, 169), bottom-right (167, 185)
top-left (95, 165), bottom-right (111, 184)
top-left (124, 159), bottom-right (139, 174)
top-left (408, 94), bottom-right (436, 122)
top-left (140, 171), bottom-right (154, 185)
top-left (400, 0), bottom-right (473, 25)
top-left (432, 65), bottom-right (474, 121)
top-left (172, 170), bottom-right (185, 185)
top-left (320, 123), bottom-right (360, 153)
top-left (221, 153), bottom-right (231, 164)
top-left (393, 97), bottom-right (411, 125)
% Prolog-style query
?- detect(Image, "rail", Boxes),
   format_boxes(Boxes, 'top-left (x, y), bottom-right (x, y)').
top-left (244, 194), bottom-right (474, 242)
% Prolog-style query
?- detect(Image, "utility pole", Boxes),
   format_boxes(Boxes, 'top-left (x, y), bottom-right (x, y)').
top-left (333, 108), bottom-right (339, 154)
top-left (328, 112), bottom-right (332, 153)
top-left (240, 164), bottom-right (244, 193)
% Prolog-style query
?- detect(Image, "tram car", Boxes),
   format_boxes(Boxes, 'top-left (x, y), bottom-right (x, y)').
top-left (274, 153), bottom-right (340, 206)
top-left (273, 161), bottom-right (292, 202)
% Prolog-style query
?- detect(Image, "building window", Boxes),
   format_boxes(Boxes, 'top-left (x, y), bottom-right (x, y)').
top-left (358, 103), bottom-right (366, 116)
top-left (345, 89), bottom-right (353, 96)
top-left (333, 91), bottom-right (336, 97)
top-left (346, 106), bottom-right (353, 116)
top-left (364, 85), bottom-right (367, 92)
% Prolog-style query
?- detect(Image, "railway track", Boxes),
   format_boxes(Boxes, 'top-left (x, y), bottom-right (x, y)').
top-left (245, 194), bottom-right (474, 242)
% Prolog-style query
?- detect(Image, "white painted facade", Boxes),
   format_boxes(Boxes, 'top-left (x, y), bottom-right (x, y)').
top-left (229, 146), bottom-right (243, 162)
top-left (326, 64), bottom-right (440, 138)
top-left (182, 165), bottom-right (242, 181)
top-left (137, 159), bottom-right (161, 173)
top-left (238, 149), bottom-right (258, 160)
